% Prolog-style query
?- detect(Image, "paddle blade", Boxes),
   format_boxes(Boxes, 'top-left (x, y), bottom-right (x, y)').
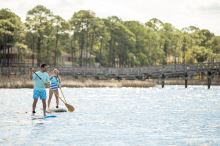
top-left (65, 103), bottom-right (75, 112)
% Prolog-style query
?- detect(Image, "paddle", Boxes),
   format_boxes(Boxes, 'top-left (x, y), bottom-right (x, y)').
top-left (53, 90), bottom-right (75, 112)
top-left (57, 75), bottom-right (67, 103)
top-left (57, 76), bottom-right (74, 112)
top-left (59, 86), bottom-right (67, 103)
top-left (58, 84), bottom-right (67, 103)
top-left (33, 71), bottom-right (74, 112)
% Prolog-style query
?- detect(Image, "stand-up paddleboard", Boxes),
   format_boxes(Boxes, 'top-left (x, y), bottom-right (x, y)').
top-left (31, 115), bottom-right (57, 120)
top-left (45, 115), bottom-right (57, 118)
top-left (47, 107), bottom-right (67, 113)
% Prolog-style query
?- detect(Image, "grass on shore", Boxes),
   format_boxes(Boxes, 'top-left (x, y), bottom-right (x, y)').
top-left (0, 75), bottom-right (156, 88)
top-left (1, 75), bottom-right (219, 88)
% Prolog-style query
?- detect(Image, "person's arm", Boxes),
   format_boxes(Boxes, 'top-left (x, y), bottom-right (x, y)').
top-left (45, 73), bottom-right (50, 87)
top-left (58, 75), bottom-right (61, 83)
top-left (58, 75), bottom-right (62, 87)
top-left (29, 68), bottom-right (36, 80)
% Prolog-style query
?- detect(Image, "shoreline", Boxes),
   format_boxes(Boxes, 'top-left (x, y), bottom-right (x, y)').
top-left (0, 75), bottom-right (219, 88)
top-left (0, 75), bottom-right (156, 88)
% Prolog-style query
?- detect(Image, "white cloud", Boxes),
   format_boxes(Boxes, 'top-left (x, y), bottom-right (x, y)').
top-left (0, 0), bottom-right (220, 35)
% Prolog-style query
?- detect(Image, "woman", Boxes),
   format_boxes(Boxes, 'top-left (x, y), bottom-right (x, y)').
top-left (47, 68), bottom-right (61, 111)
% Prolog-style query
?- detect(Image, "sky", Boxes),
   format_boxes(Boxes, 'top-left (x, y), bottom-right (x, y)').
top-left (1, 0), bottom-right (220, 35)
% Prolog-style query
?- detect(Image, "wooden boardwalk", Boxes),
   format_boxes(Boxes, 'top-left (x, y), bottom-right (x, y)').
top-left (1, 62), bottom-right (220, 80)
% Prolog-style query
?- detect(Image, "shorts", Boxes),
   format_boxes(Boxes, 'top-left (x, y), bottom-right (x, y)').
top-left (33, 89), bottom-right (47, 100)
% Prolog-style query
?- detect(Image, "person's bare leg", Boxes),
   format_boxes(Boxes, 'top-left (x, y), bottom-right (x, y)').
top-left (48, 89), bottom-right (53, 110)
top-left (32, 99), bottom-right (38, 115)
top-left (42, 99), bottom-right (47, 116)
top-left (54, 90), bottom-right (59, 108)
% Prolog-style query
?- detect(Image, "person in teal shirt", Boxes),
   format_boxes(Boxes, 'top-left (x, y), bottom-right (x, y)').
top-left (29, 64), bottom-right (50, 117)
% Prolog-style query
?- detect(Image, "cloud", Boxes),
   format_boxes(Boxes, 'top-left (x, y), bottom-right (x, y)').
top-left (198, 3), bottom-right (220, 12)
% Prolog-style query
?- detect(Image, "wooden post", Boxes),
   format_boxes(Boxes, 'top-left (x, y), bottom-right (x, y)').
top-left (184, 72), bottom-right (188, 88)
top-left (161, 73), bottom-right (165, 88)
top-left (207, 70), bottom-right (212, 89)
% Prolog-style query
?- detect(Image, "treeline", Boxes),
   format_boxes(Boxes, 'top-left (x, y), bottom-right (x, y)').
top-left (0, 5), bottom-right (220, 67)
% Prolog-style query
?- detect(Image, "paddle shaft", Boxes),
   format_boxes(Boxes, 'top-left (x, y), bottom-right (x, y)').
top-left (59, 86), bottom-right (67, 103)
top-left (57, 75), bottom-right (67, 103)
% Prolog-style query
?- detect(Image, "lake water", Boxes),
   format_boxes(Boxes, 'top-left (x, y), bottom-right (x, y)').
top-left (0, 86), bottom-right (220, 146)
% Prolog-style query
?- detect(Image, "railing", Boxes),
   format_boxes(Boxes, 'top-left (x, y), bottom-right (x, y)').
top-left (1, 62), bottom-right (220, 79)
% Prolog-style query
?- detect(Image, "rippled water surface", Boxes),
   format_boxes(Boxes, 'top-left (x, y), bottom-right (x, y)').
top-left (0, 86), bottom-right (220, 146)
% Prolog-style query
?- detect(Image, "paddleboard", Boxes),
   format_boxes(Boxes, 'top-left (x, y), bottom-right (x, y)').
top-left (47, 108), bottom-right (67, 113)
top-left (31, 115), bottom-right (57, 120)
top-left (45, 115), bottom-right (57, 118)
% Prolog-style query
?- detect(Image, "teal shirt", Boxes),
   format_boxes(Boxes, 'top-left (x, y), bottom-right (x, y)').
top-left (32, 71), bottom-right (50, 89)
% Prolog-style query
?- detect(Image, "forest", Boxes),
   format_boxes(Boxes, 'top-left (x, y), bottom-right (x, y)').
top-left (0, 5), bottom-right (220, 67)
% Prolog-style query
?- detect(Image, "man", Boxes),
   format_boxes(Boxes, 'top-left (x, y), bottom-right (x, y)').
top-left (29, 64), bottom-right (50, 117)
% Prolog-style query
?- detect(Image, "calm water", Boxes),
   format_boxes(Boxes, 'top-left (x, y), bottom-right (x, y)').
top-left (0, 86), bottom-right (220, 146)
